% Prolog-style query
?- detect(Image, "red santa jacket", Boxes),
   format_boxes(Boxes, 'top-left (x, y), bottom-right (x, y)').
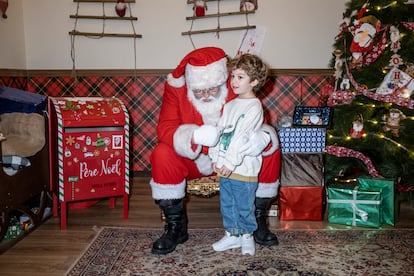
top-left (157, 79), bottom-right (236, 158)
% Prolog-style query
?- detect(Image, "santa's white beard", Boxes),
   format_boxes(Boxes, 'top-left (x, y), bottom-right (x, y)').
top-left (188, 86), bottom-right (227, 125)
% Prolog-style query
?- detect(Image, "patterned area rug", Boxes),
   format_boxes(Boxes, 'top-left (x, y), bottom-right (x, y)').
top-left (66, 227), bottom-right (414, 276)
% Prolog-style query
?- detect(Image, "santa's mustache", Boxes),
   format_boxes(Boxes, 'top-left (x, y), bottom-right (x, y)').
top-left (199, 96), bottom-right (217, 102)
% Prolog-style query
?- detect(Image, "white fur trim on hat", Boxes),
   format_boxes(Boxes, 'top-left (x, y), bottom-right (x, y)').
top-left (185, 57), bottom-right (228, 90)
top-left (167, 72), bottom-right (186, 88)
top-left (168, 47), bottom-right (228, 89)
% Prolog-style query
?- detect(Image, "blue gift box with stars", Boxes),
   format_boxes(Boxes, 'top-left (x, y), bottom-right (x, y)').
top-left (278, 127), bottom-right (326, 153)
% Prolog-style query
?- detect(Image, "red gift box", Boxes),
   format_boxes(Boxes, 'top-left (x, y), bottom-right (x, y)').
top-left (279, 186), bottom-right (324, 220)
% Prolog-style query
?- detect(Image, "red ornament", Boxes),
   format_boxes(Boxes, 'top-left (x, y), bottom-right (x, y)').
top-left (115, 0), bottom-right (127, 17)
top-left (350, 119), bottom-right (364, 139)
top-left (194, 0), bottom-right (207, 17)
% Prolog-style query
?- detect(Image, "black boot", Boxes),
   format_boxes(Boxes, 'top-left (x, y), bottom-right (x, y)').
top-left (151, 199), bottom-right (189, 255)
top-left (253, 197), bottom-right (279, 246)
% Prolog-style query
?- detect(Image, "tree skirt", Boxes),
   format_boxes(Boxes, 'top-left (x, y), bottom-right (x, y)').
top-left (66, 227), bottom-right (414, 275)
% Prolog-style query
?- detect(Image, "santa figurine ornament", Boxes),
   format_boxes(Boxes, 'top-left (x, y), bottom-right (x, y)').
top-left (350, 4), bottom-right (381, 68)
top-left (115, 0), bottom-right (127, 17)
top-left (0, 0), bottom-right (8, 19)
top-left (194, 0), bottom-right (207, 17)
top-left (350, 115), bottom-right (365, 139)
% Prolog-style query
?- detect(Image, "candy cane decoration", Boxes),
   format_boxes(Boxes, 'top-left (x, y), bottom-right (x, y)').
top-left (118, 98), bottom-right (130, 195)
top-left (52, 98), bottom-right (66, 201)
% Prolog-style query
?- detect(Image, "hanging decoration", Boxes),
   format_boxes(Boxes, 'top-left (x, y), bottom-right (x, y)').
top-left (236, 26), bottom-right (266, 56)
top-left (349, 3), bottom-right (381, 68)
top-left (240, 0), bottom-right (257, 12)
top-left (382, 108), bottom-right (407, 138)
top-left (0, 0), bottom-right (8, 19)
top-left (376, 67), bottom-right (413, 96)
top-left (362, 28), bottom-right (387, 66)
top-left (375, 25), bottom-right (414, 97)
top-left (115, 0), bottom-right (127, 17)
top-left (69, 1), bottom-right (141, 84)
top-left (350, 114), bottom-right (365, 139)
top-left (333, 49), bottom-right (344, 81)
top-left (185, 0), bottom-right (256, 52)
top-left (193, 0), bottom-right (207, 17)
top-left (406, 63), bottom-right (414, 78)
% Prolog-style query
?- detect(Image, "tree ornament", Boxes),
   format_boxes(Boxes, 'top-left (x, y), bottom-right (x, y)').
top-left (349, 3), bottom-right (381, 68)
top-left (376, 67), bottom-right (413, 96)
top-left (333, 49), bottom-right (344, 80)
top-left (382, 108), bottom-right (407, 137)
top-left (115, 0), bottom-right (127, 17)
top-left (390, 25), bottom-right (400, 44)
top-left (340, 75), bottom-right (351, 90)
top-left (350, 114), bottom-right (364, 139)
top-left (194, 0), bottom-right (207, 17)
top-left (0, 0), bottom-right (8, 19)
top-left (389, 53), bottom-right (403, 68)
top-left (406, 63), bottom-right (414, 78)
top-left (240, 0), bottom-right (258, 12)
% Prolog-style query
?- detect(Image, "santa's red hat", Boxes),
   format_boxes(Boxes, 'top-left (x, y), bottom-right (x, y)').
top-left (167, 47), bottom-right (228, 90)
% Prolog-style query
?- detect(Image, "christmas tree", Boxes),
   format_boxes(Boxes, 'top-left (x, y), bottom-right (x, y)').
top-left (324, 0), bottom-right (414, 190)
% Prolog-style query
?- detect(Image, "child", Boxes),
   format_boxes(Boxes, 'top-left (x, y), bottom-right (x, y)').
top-left (209, 53), bottom-right (268, 256)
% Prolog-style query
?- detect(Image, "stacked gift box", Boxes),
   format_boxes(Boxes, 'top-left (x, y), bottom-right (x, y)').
top-left (278, 127), bottom-right (326, 221)
top-left (327, 177), bottom-right (397, 228)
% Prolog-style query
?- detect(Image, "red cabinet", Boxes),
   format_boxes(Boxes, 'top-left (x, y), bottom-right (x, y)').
top-left (48, 97), bottom-right (130, 229)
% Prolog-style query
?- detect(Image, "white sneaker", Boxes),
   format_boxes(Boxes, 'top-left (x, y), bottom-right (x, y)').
top-left (241, 234), bottom-right (255, 256)
top-left (212, 231), bottom-right (241, 252)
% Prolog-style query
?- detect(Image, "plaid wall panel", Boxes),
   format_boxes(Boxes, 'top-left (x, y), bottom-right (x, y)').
top-left (1, 74), bottom-right (331, 172)
top-left (0, 76), bottom-right (27, 90)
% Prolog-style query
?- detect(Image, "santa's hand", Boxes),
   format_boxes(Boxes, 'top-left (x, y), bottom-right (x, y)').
top-left (193, 125), bottom-right (221, 146)
top-left (239, 130), bottom-right (270, 157)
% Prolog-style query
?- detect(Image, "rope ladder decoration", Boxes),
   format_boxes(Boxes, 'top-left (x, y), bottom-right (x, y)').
top-left (184, 0), bottom-right (256, 51)
top-left (69, 0), bottom-right (141, 81)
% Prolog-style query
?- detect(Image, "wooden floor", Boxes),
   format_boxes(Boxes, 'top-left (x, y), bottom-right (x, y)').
top-left (0, 177), bottom-right (413, 276)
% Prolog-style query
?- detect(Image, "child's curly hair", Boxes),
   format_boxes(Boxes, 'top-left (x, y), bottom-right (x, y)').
top-left (229, 54), bottom-right (268, 93)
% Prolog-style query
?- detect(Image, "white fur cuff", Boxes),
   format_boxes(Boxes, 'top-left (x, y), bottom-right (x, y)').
top-left (194, 153), bottom-right (213, 175)
top-left (150, 178), bottom-right (186, 200)
top-left (174, 124), bottom-right (201, 159)
top-left (255, 180), bottom-right (279, 198)
top-left (262, 124), bottom-right (279, 157)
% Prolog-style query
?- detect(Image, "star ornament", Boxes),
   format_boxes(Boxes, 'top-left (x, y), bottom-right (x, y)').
top-left (66, 135), bottom-right (75, 146)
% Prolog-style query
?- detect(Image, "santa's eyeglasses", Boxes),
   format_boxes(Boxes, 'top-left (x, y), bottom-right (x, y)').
top-left (192, 86), bottom-right (220, 96)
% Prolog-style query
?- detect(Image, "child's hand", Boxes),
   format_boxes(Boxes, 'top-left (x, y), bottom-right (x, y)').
top-left (219, 165), bottom-right (232, 177)
top-left (212, 162), bottom-right (218, 172)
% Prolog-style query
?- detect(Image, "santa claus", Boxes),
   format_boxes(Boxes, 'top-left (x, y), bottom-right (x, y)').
top-left (150, 47), bottom-right (281, 255)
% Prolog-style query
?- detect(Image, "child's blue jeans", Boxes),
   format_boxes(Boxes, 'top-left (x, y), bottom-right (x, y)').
top-left (219, 177), bottom-right (258, 235)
